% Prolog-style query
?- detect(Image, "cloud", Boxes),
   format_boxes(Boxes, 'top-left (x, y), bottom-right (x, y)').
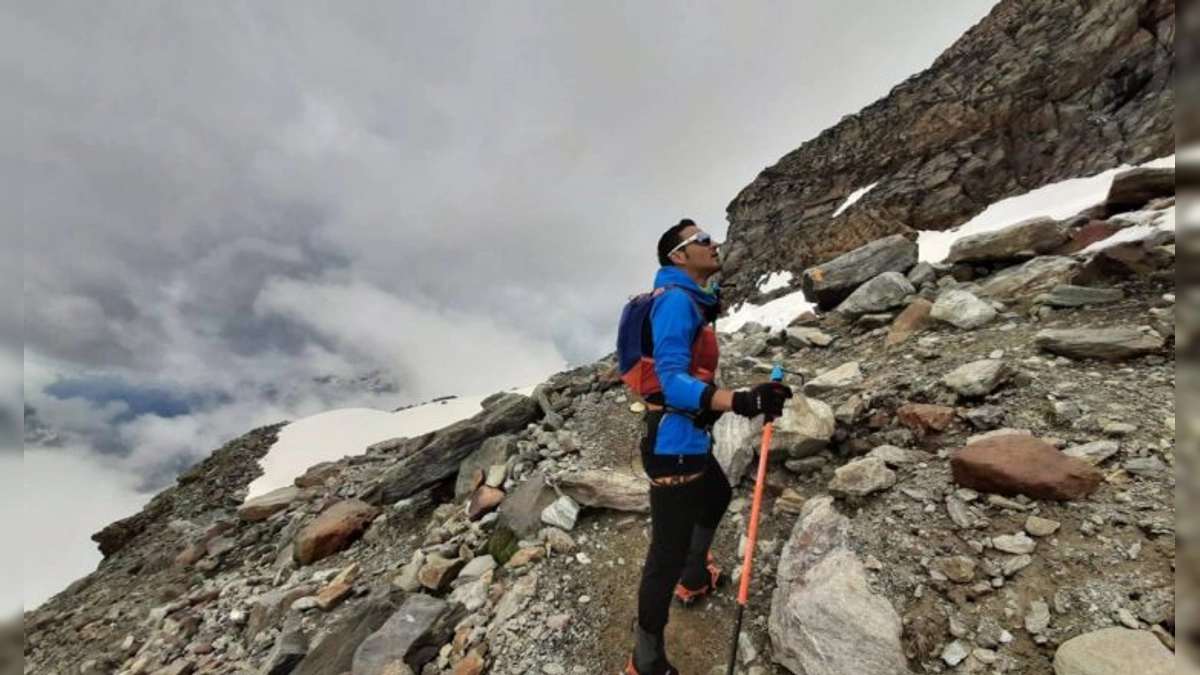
top-left (14, 0), bottom-right (1000, 607)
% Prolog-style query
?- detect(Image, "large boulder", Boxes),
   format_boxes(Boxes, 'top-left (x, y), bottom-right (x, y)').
top-left (801, 235), bottom-right (919, 310)
top-left (496, 473), bottom-right (558, 539)
top-left (293, 499), bottom-right (381, 566)
top-left (1035, 328), bottom-right (1163, 361)
top-left (291, 597), bottom-right (397, 675)
top-left (554, 470), bottom-right (649, 513)
top-left (930, 290), bottom-right (997, 329)
top-left (770, 497), bottom-right (911, 675)
top-left (771, 394), bottom-right (836, 459)
top-left (1052, 627), bottom-right (1174, 675)
top-left (1104, 167), bottom-right (1175, 215)
top-left (978, 256), bottom-right (1079, 301)
top-left (948, 217), bottom-right (1068, 263)
top-left (455, 435), bottom-right (518, 500)
top-left (352, 594), bottom-right (465, 674)
top-left (368, 394), bottom-right (540, 505)
top-left (950, 435), bottom-right (1102, 501)
top-left (833, 272), bottom-right (915, 317)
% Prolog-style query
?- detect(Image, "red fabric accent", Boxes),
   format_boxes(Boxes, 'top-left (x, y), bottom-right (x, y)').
top-left (625, 324), bottom-right (718, 399)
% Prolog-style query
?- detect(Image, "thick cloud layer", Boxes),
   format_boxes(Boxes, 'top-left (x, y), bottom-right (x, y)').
top-left (14, 1), bottom-right (997, 611)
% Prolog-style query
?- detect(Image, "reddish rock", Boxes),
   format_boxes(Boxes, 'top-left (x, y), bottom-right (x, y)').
top-left (453, 654), bottom-right (487, 675)
top-left (1055, 221), bottom-right (1121, 255)
top-left (897, 403), bottom-right (956, 433)
top-left (951, 436), bottom-right (1103, 501)
top-left (174, 544), bottom-right (206, 568)
top-left (1076, 242), bottom-right (1161, 281)
top-left (295, 463), bottom-right (342, 488)
top-left (293, 499), bottom-right (380, 566)
top-left (467, 486), bottom-right (506, 521)
top-left (886, 299), bottom-right (933, 345)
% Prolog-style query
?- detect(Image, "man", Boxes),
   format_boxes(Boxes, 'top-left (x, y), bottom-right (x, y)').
top-left (627, 219), bottom-right (793, 675)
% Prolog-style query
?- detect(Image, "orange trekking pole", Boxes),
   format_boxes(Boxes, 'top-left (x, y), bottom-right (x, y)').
top-left (726, 364), bottom-right (784, 675)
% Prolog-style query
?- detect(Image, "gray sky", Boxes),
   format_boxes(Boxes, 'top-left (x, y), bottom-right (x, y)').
top-left (13, 1), bottom-right (997, 611)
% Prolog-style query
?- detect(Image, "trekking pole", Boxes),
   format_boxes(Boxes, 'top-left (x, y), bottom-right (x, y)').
top-left (726, 364), bottom-right (784, 675)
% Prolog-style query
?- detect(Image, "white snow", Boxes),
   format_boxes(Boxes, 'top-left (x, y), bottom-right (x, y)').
top-left (756, 270), bottom-right (794, 294)
top-left (245, 388), bottom-right (533, 500)
top-left (918, 155), bottom-right (1177, 263)
top-left (1078, 206), bottom-right (1175, 255)
top-left (832, 182), bottom-right (880, 218)
top-left (717, 288), bottom-right (814, 334)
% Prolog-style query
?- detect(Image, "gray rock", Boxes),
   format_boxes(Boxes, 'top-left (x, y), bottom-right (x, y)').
top-left (292, 598), bottom-right (397, 675)
top-left (941, 640), bottom-right (969, 667)
top-left (541, 496), bottom-right (580, 531)
top-left (458, 555), bottom-right (496, 580)
top-left (834, 272), bottom-right (915, 317)
top-left (1062, 440), bottom-right (1120, 465)
top-left (979, 256), bottom-right (1079, 301)
top-left (785, 326), bottom-right (835, 348)
top-left (828, 458), bottom-right (896, 498)
top-left (1035, 328), bottom-right (1163, 361)
top-left (930, 290), bottom-right (997, 329)
top-left (769, 497), bottom-right (912, 675)
top-left (554, 470), bottom-right (649, 513)
top-left (907, 262), bottom-right (937, 288)
top-left (1149, 306), bottom-right (1175, 340)
top-left (1024, 516), bottom-right (1061, 537)
top-left (1035, 285), bottom-right (1125, 308)
top-left (804, 361), bottom-right (863, 397)
top-left (352, 594), bottom-right (463, 675)
top-left (800, 235), bottom-right (919, 310)
top-left (943, 359), bottom-right (1008, 397)
top-left (866, 445), bottom-right (932, 467)
top-left (1105, 167), bottom-right (1175, 214)
top-left (1052, 627), bottom-right (1174, 675)
top-left (772, 395), bottom-right (836, 459)
top-left (261, 615), bottom-right (308, 675)
top-left (1025, 599), bottom-right (1051, 634)
top-left (455, 435), bottom-right (518, 500)
top-left (1123, 457), bottom-right (1169, 477)
top-left (497, 473), bottom-right (559, 539)
top-left (992, 533), bottom-right (1036, 555)
top-left (948, 217), bottom-right (1068, 263)
top-left (239, 486), bottom-right (303, 522)
top-left (369, 394), bottom-right (541, 504)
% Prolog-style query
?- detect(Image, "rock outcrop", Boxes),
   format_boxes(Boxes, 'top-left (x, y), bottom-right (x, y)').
top-left (721, 0), bottom-right (1174, 307)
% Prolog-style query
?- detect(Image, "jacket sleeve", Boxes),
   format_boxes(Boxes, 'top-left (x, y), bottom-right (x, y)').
top-left (650, 290), bottom-right (707, 411)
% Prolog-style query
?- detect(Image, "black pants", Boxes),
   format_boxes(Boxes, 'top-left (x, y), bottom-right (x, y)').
top-left (636, 452), bottom-right (732, 634)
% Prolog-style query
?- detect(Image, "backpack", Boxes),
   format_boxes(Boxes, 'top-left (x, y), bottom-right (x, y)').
top-left (616, 285), bottom-right (711, 401)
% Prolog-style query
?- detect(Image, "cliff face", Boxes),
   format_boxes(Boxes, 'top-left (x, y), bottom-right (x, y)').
top-left (721, 0), bottom-right (1175, 307)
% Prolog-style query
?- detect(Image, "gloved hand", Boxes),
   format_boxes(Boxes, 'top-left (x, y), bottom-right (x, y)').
top-left (731, 382), bottom-right (794, 420)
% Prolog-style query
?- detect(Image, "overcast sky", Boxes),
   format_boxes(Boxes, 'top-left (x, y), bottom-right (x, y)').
top-left (12, 1), bottom-right (998, 612)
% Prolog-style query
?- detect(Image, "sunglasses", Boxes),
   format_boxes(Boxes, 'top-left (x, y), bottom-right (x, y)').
top-left (668, 231), bottom-right (717, 256)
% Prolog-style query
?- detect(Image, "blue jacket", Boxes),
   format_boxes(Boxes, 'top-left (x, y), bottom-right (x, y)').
top-left (650, 266), bottom-right (719, 456)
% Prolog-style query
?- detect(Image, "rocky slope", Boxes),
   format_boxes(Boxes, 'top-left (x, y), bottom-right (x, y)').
top-left (720, 0), bottom-right (1175, 309)
top-left (22, 168), bottom-right (1177, 674)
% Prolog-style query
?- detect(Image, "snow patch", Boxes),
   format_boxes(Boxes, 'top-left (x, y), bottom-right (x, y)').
top-left (832, 182), bottom-right (880, 218)
top-left (756, 270), bottom-right (794, 294)
top-left (718, 288), bottom-right (814, 334)
top-left (245, 387), bottom-right (534, 500)
top-left (918, 154), bottom-right (1177, 263)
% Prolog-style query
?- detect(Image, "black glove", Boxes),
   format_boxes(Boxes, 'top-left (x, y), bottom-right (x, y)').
top-left (732, 382), bottom-right (794, 420)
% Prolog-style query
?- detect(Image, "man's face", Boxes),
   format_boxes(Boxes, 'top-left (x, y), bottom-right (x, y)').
top-left (670, 225), bottom-right (721, 278)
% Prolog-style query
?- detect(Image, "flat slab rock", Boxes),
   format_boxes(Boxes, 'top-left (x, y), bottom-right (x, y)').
top-left (951, 435), bottom-right (1102, 501)
top-left (1035, 327), bottom-right (1163, 361)
top-left (1053, 627), bottom-right (1174, 675)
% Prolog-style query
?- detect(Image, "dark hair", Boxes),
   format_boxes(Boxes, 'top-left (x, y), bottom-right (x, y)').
top-left (657, 219), bottom-right (696, 267)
